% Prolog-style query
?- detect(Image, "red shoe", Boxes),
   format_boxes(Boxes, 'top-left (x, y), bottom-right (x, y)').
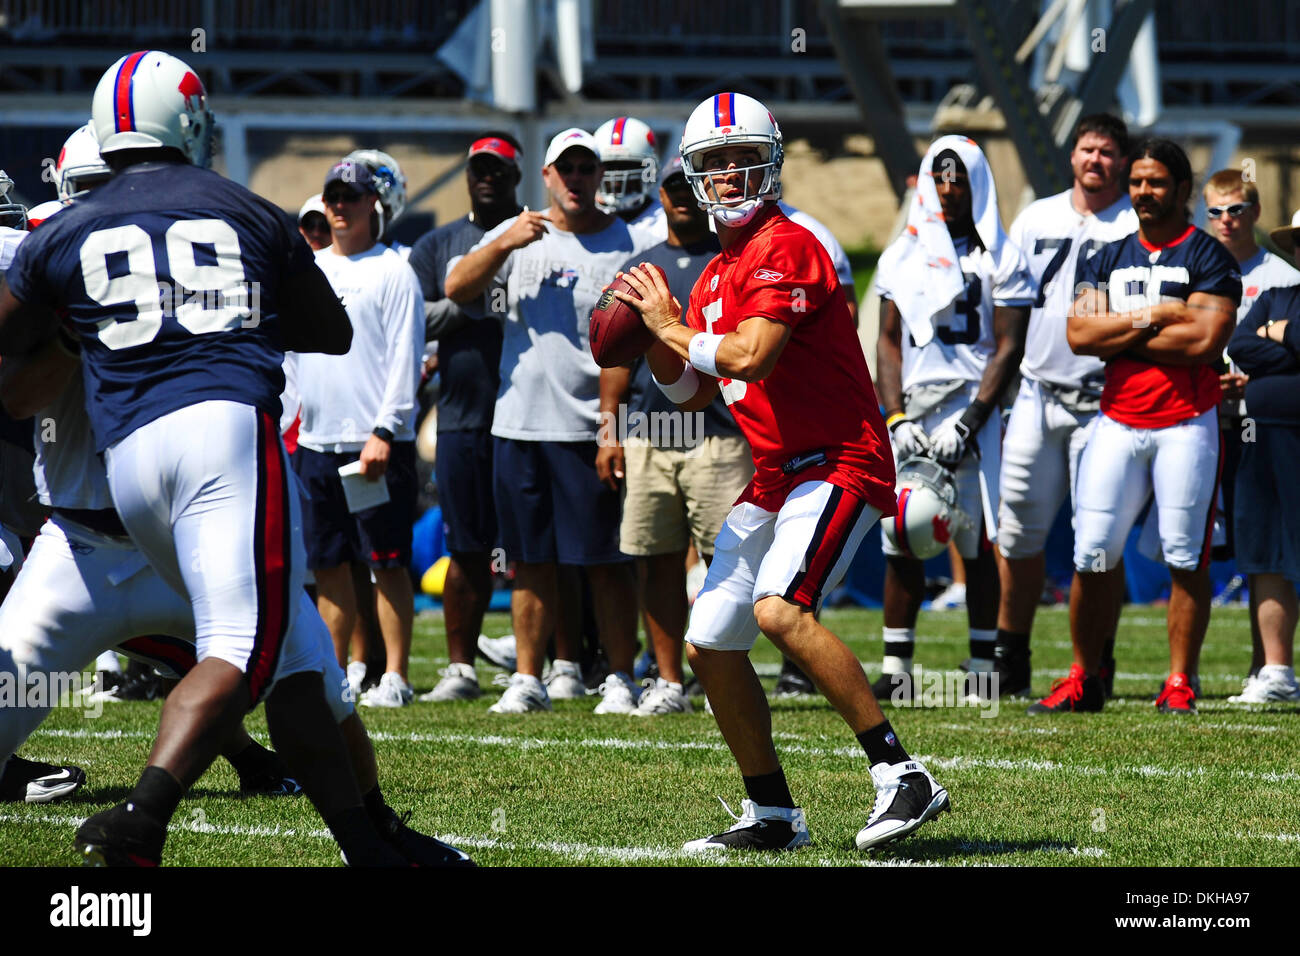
top-left (1027, 663), bottom-right (1104, 714)
top-left (1155, 673), bottom-right (1197, 714)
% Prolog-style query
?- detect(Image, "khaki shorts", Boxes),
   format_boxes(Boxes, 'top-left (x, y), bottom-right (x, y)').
top-left (619, 434), bottom-right (753, 558)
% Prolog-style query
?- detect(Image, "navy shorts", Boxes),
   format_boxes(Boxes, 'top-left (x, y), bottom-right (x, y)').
top-left (492, 437), bottom-right (625, 565)
top-left (294, 442), bottom-right (417, 570)
top-left (435, 428), bottom-right (497, 554)
top-left (1234, 423), bottom-right (1300, 582)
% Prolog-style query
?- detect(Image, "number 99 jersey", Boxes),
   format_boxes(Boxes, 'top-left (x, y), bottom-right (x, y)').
top-left (6, 161), bottom-right (314, 452)
top-left (876, 234), bottom-right (1035, 393)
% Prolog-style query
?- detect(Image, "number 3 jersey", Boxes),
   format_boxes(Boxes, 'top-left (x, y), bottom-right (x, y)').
top-left (875, 233), bottom-right (1035, 393)
top-left (6, 161), bottom-right (314, 452)
top-left (683, 205), bottom-right (897, 517)
top-left (1075, 225), bottom-right (1241, 428)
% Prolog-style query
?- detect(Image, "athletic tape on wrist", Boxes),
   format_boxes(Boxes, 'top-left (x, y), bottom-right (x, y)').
top-left (689, 332), bottom-right (724, 378)
top-left (652, 362), bottom-right (700, 404)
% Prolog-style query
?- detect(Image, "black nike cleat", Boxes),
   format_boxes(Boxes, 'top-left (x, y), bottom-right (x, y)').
top-left (374, 806), bottom-right (474, 867)
top-left (0, 755), bottom-right (87, 804)
top-left (856, 760), bottom-right (950, 850)
top-left (682, 799), bottom-right (810, 852)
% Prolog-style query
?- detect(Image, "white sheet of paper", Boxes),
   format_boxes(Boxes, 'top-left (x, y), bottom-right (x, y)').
top-left (338, 460), bottom-right (390, 514)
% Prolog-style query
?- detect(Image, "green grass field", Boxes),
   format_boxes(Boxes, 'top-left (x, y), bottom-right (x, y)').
top-left (2, 604), bottom-right (1296, 867)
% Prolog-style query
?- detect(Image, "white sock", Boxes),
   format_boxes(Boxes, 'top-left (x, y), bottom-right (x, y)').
top-left (882, 627), bottom-right (915, 674)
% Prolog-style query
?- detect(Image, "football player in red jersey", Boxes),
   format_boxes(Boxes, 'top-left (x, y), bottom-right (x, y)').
top-left (1033, 139), bottom-right (1241, 715)
top-left (614, 93), bottom-right (949, 853)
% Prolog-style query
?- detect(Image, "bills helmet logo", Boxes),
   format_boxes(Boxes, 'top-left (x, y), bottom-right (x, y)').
top-left (932, 514), bottom-right (951, 544)
top-left (178, 71), bottom-right (205, 112)
top-left (753, 268), bottom-right (784, 281)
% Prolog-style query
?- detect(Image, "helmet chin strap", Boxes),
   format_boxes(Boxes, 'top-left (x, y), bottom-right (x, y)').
top-left (711, 199), bottom-right (762, 227)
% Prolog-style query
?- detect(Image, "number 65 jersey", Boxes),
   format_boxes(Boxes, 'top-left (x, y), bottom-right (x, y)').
top-left (6, 161), bottom-right (314, 452)
top-left (876, 233), bottom-right (1036, 393)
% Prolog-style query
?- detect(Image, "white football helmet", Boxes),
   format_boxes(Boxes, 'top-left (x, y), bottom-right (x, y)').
top-left (0, 169), bottom-right (25, 230)
top-left (56, 122), bottom-right (112, 201)
top-left (25, 200), bottom-right (66, 229)
top-left (593, 117), bottom-right (659, 214)
top-left (344, 148), bottom-right (407, 239)
top-left (91, 51), bottom-right (213, 167)
top-left (680, 92), bottom-right (783, 227)
top-left (881, 457), bottom-right (972, 561)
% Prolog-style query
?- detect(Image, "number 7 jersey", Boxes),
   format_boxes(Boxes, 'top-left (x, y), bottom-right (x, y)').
top-left (6, 161), bottom-right (314, 451)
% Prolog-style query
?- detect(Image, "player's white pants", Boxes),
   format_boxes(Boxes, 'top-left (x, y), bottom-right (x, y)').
top-left (0, 514), bottom-right (352, 759)
top-left (882, 386), bottom-right (1000, 559)
top-left (106, 401), bottom-right (312, 703)
top-left (687, 480), bottom-right (881, 652)
top-left (998, 377), bottom-right (1099, 558)
top-left (1072, 408), bottom-right (1221, 573)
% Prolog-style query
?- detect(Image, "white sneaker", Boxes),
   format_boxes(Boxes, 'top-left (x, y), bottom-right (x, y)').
top-left (593, 672), bottom-right (641, 714)
top-left (543, 659), bottom-right (587, 700)
top-left (682, 799), bottom-right (810, 852)
top-left (346, 661), bottom-right (367, 701)
top-left (856, 759), bottom-right (950, 850)
top-left (477, 634), bottom-right (517, 672)
top-left (359, 671), bottom-right (414, 708)
top-left (419, 663), bottom-right (481, 702)
top-left (488, 673), bottom-right (552, 714)
top-left (928, 582), bottom-right (966, 610)
top-left (1228, 665), bottom-right (1300, 704)
top-left (632, 678), bottom-right (693, 716)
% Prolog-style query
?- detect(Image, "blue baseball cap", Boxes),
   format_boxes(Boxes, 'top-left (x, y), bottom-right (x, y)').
top-left (324, 160), bottom-right (378, 194)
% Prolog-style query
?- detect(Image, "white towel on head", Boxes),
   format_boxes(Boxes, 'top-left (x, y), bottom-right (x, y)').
top-left (877, 135), bottom-right (1008, 347)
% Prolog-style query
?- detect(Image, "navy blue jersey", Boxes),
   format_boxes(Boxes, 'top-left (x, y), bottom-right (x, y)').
top-left (1074, 224), bottom-right (1240, 428)
top-left (6, 161), bottom-right (314, 451)
top-left (1230, 285), bottom-right (1300, 425)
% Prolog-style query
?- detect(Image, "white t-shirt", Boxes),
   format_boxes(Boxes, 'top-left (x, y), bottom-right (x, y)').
top-left (0, 226), bottom-right (24, 270)
top-left (1008, 190), bottom-right (1138, 390)
top-left (474, 214), bottom-right (657, 441)
top-left (779, 202), bottom-right (854, 287)
top-left (292, 243), bottom-right (423, 451)
top-left (878, 234), bottom-right (1036, 392)
top-left (1237, 247), bottom-right (1300, 323)
top-left (626, 198), bottom-right (666, 244)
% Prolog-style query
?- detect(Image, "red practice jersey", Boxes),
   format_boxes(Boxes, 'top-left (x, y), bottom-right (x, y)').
top-left (684, 205), bottom-right (897, 516)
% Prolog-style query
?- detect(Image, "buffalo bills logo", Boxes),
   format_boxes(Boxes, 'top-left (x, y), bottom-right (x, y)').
top-left (178, 71), bottom-right (205, 112)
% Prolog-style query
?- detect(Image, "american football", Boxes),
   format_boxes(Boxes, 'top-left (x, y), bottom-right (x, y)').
top-left (589, 273), bottom-right (655, 367)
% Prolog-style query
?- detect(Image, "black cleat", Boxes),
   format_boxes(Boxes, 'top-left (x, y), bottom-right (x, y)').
top-left (682, 799), bottom-right (810, 852)
top-left (0, 755), bottom-right (87, 804)
top-left (374, 806), bottom-right (474, 867)
top-left (856, 760), bottom-right (950, 850)
top-left (993, 644), bottom-right (1032, 698)
top-left (74, 802), bottom-right (165, 866)
top-left (771, 658), bottom-right (817, 698)
top-left (1099, 656), bottom-right (1117, 699)
top-left (871, 671), bottom-right (913, 704)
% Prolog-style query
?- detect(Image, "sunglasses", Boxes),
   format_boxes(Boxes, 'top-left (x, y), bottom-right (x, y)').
top-left (324, 188), bottom-right (365, 205)
top-left (1207, 202), bottom-right (1251, 219)
top-left (553, 161), bottom-right (597, 176)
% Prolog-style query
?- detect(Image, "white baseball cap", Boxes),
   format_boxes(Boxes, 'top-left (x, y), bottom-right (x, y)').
top-left (298, 193), bottom-right (326, 223)
top-left (543, 128), bottom-right (600, 168)
top-left (1268, 209), bottom-right (1300, 254)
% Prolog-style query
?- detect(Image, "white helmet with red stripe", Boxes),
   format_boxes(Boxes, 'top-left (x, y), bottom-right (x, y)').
top-left (91, 51), bottom-right (214, 168)
top-left (680, 92), bottom-right (783, 227)
top-left (881, 457), bottom-right (972, 560)
top-left (25, 200), bottom-right (66, 229)
top-left (56, 122), bottom-right (112, 201)
top-left (593, 116), bottom-right (659, 214)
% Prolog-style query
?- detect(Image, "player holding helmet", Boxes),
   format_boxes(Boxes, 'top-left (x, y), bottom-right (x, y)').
top-left (614, 92), bottom-right (949, 853)
top-left (874, 136), bottom-right (1036, 700)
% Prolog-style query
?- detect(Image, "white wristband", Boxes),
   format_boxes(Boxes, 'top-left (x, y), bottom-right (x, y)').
top-left (652, 362), bottom-right (701, 404)
top-left (689, 332), bottom-right (724, 377)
